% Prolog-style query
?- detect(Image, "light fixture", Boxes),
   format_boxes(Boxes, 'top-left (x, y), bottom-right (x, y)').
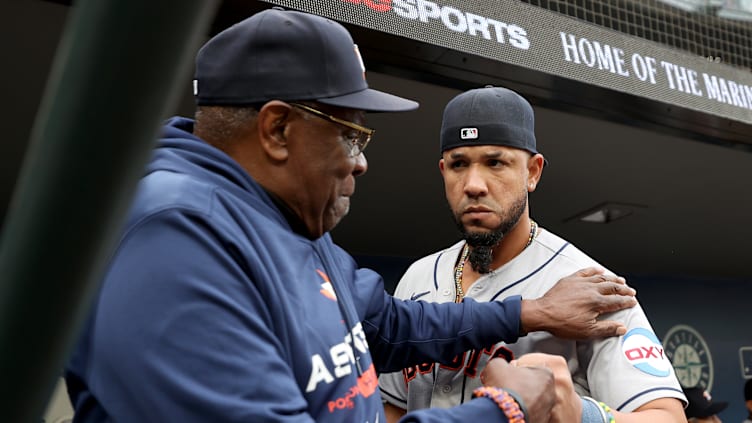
top-left (565, 202), bottom-right (646, 224)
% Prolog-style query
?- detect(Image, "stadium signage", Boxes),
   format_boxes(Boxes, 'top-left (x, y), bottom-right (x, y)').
top-left (342, 0), bottom-right (531, 50)
top-left (265, 0), bottom-right (752, 124)
top-left (560, 32), bottom-right (752, 112)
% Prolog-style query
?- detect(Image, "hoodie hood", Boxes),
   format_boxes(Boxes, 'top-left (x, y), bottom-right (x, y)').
top-left (151, 117), bottom-right (259, 197)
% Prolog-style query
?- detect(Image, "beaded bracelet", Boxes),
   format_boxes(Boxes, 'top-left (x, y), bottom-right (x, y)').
top-left (504, 388), bottom-right (529, 422)
top-left (597, 401), bottom-right (616, 423)
top-left (472, 386), bottom-right (526, 423)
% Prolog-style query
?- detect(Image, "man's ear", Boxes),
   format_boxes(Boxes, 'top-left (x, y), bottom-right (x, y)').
top-left (257, 101), bottom-right (293, 161)
top-left (527, 153), bottom-right (545, 192)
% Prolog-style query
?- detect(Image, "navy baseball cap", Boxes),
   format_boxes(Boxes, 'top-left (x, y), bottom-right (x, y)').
top-left (683, 387), bottom-right (728, 418)
top-left (193, 8), bottom-right (418, 112)
top-left (440, 86), bottom-right (539, 155)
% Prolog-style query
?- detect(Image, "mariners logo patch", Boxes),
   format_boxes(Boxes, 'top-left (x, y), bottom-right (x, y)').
top-left (460, 127), bottom-right (478, 139)
top-left (663, 324), bottom-right (713, 390)
top-left (621, 328), bottom-right (671, 377)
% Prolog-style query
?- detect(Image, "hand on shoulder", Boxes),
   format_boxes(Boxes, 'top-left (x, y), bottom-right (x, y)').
top-left (520, 267), bottom-right (637, 339)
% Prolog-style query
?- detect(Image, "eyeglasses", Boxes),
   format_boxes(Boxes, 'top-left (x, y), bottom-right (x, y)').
top-left (290, 103), bottom-right (374, 157)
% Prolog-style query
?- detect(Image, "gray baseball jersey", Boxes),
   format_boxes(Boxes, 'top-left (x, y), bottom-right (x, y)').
top-left (379, 228), bottom-right (685, 413)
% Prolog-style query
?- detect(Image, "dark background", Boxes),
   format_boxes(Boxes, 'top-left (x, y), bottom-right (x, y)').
top-left (6, 1), bottom-right (752, 421)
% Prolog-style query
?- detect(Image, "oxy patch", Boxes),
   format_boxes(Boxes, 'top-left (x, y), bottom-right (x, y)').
top-left (621, 328), bottom-right (671, 377)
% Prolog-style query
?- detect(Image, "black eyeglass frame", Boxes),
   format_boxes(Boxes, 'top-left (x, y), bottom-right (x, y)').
top-left (290, 102), bottom-right (374, 157)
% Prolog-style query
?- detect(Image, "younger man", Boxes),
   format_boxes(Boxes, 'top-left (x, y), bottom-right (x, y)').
top-left (379, 86), bottom-right (686, 422)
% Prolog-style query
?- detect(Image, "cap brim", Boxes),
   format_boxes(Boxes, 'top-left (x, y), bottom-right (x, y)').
top-left (317, 88), bottom-right (419, 112)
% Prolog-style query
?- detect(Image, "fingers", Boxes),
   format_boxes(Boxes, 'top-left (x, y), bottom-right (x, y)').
top-left (486, 357), bottom-right (510, 369)
top-left (485, 358), bottom-right (557, 422)
top-left (569, 269), bottom-right (629, 288)
top-left (586, 275), bottom-right (638, 314)
top-left (596, 281), bottom-right (636, 297)
top-left (585, 320), bottom-right (628, 338)
top-left (482, 357), bottom-right (553, 384)
top-left (480, 357), bottom-right (509, 385)
top-left (513, 352), bottom-right (561, 368)
top-left (604, 275), bottom-right (627, 286)
top-left (597, 292), bottom-right (638, 313)
top-left (507, 355), bottom-right (560, 381)
top-left (514, 354), bottom-right (570, 381)
top-left (527, 269), bottom-right (637, 339)
top-left (587, 273), bottom-right (627, 286)
top-left (524, 365), bottom-right (555, 380)
top-left (572, 267), bottom-right (605, 277)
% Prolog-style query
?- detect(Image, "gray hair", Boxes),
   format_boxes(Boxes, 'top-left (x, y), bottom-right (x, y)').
top-left (194, 105), bottom-right (259, 150)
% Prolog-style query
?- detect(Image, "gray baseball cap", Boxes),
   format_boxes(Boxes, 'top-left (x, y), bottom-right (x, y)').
top-left (440, 86), bottom-right (538, 155)
top-left (194, 8), bottom-right (418, 112)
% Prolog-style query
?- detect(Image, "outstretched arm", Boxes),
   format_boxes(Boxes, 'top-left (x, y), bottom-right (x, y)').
top-left (360, 267), bottom-right (636, 373)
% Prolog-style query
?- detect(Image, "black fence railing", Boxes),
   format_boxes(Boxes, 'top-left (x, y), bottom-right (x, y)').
top-left (522, 0), bottom-right (752, 71)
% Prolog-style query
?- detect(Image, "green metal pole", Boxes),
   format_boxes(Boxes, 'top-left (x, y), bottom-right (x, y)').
top-left (0, 1), bottom-right (219, 421)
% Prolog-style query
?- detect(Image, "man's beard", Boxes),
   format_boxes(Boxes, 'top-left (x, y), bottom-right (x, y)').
top-left (453, 194), bottom-right (527, 274)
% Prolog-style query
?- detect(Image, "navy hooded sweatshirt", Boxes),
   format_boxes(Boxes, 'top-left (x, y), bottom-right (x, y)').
top-left (65, 117), bottom-right (524, 422)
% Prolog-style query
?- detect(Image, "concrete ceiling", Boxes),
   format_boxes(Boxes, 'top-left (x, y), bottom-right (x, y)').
top-left (6, 0), bottom-right (752, 282)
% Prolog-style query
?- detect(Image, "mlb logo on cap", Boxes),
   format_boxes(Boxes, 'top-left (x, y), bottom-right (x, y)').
top-left (460, 127), bottom-right (478, 139)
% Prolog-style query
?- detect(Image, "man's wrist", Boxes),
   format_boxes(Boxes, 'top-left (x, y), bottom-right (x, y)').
top-left (519, 298), bottom-right (542, 335)
top-left (581, 396), bottom-right (616, 423)
top-left (581, 396), bottom-right (603, 423)
top-left (503, 388), bottom-right (529, 422)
